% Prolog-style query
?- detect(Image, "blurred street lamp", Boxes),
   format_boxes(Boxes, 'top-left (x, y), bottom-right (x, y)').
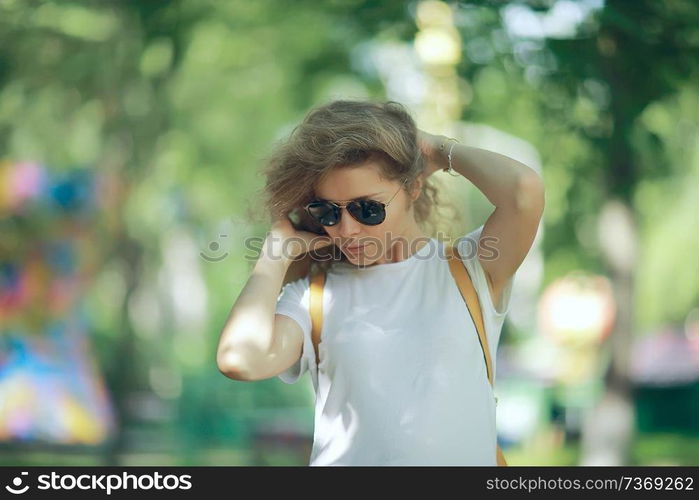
top-left (414, 0), bottom-right (463, 135)
top-left (538, 272), bottom-right (616, 385)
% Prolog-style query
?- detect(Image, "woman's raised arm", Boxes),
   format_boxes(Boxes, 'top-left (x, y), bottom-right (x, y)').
top-left (215, 218), bottom-right (331, 380)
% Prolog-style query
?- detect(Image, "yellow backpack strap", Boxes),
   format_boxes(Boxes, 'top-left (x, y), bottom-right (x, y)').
top-left (446, 244), bottom-right (508, 466)
top-left (445, 245), bottom-right (493, 385)
top-left (309, 264), bottom-right (326, 368)
top-left (496, 443), bottom-right (508, 467)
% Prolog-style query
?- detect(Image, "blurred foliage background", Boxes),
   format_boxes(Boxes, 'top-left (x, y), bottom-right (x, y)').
top-left (1, 0), bottom-right (698, 466)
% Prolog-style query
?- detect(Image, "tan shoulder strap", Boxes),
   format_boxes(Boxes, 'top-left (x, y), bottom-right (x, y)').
top-left (309, 264), bottom-right (326, 368)
top-left (445, 245), bottom-right (494, 386)
top-left (446, 244), bottom-right (508, 466)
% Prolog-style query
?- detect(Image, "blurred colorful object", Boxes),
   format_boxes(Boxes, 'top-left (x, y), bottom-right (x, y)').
top-left (0, 161), bottom-right (47, 212)
top-left (0, 160), bottom-right (114, 445)
top-left (0, 161), bottom-right (99, 330)
top-left (0, 316), bottom-right (115, 444)
top-left (630, 326), bottom-right (699, 386)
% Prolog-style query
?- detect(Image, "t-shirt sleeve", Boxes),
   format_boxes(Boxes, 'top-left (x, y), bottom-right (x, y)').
top-left (455, 224), bottom-right (515, 358)
top-left (274, 274), bottom-right (315, 385)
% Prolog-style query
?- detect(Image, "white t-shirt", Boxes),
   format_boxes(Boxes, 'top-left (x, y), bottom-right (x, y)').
top-left (274, 225), bottom-right (515, 466)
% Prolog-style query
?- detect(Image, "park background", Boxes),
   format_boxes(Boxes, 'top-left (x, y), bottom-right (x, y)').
top-left (1, 0), bottom-right (698, 465)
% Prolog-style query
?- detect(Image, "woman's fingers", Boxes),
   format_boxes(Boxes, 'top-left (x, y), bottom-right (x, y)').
top-left (306, 233), bottom-right (334, 252)
top-left (268, 208), bottom-right (336, 259)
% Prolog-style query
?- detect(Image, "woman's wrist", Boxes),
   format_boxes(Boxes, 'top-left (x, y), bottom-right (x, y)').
top-left (430, 134), bottom-right (460, 175)
top-left (257, 235), bottom-right (294, 270)
top-left (435, 134), bottom-right (449, 156)
top-left (418, 130), bottom-right (450, 176)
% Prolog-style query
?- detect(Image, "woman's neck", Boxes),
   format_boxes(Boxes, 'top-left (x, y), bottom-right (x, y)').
top-left (375, 225), bottom-right (431, 265)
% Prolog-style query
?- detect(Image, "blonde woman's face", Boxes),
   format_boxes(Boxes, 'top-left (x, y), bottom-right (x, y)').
top-left (313, 162), bottom-right (421, 266)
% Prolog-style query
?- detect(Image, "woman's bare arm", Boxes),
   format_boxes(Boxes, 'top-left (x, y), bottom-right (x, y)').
top-left (419, 130), bottom-right (545, 307)
top-left (216, 221), bottom-right (331, 381)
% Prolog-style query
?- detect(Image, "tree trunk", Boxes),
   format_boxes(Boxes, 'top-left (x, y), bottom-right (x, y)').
top-left (580, 199), bottom-right (637, 465)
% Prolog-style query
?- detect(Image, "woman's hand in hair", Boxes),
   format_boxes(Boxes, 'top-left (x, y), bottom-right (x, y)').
top-left (417, 129), bottom-right (449, 179)
top-left (267, 213), bottom-right (334, 262)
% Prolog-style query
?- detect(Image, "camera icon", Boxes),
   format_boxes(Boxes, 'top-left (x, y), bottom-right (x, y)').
top-left (200, 233), bottom-right (230, 262)
top-left (5, 471), bottom-right (29, 494)
top-left (199, 215), bottom-right (252, 263)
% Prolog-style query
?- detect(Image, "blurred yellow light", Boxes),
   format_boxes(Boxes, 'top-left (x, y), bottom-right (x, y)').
top-left (538, 272), bottom-right (616, 346)
top-left (415, 29), bottom-right (461, 66)
top-left (415, 1), bottom-right (461, 66)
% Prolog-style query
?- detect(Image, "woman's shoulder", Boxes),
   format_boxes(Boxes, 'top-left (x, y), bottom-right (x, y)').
top-left (452, 225), bottom-right (514, 318)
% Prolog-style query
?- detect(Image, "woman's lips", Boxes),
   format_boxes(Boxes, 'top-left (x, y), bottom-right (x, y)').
top-left (346, 243), bottom-right (366, 255)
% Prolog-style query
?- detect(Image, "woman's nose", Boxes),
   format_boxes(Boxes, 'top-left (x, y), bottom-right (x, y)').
top-left (337, 207), bottom-right (360, 237)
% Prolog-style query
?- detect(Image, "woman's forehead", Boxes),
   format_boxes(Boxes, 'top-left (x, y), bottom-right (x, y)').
top-left (316, 189), bottom-right (386, 203)
top-left (314, 163), bottom-right (391, 200)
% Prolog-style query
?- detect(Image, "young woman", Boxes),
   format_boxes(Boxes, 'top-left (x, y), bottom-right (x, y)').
top-left (216, 100), bottom-right (544, 465)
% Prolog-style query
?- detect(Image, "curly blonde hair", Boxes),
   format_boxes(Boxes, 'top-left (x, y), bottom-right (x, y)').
top-left (249, 99), bottom-right (460, 284)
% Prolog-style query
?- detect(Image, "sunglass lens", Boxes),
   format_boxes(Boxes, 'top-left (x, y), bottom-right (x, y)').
top-left (348, 200), bottom-right (385, 225)
top-left (307, 202), bottom-right (339, 226)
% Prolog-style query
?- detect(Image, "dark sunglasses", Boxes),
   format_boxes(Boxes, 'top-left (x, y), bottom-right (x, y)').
top-left (304, 178), bottom-right (408, 227)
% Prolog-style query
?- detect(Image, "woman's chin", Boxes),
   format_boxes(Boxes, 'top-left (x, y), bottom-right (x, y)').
top-left (345, 252), bottom-right (364, 263)
top-left (345, 251), bottom-right (381, 267)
